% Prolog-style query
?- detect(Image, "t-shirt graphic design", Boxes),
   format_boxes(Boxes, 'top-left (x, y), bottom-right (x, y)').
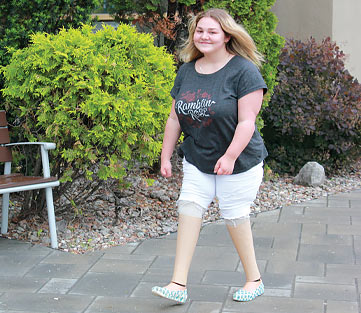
top-left (175, 89), bottom-right (215, 128)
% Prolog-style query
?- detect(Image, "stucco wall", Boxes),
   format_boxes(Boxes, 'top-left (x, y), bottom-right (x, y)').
top-left (271, 0), bottom-right (332, 41)
top-left (271, 0), bottom-right (361, 80)
top-left (332, 0), bottom-right (361, 80)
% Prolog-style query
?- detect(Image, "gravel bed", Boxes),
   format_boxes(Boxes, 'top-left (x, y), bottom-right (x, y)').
top-left (2, 160), bottom-right (360, 254)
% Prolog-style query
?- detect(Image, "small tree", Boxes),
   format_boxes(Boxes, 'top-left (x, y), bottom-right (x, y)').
top-left (1, 24), bottom-right (176, 216)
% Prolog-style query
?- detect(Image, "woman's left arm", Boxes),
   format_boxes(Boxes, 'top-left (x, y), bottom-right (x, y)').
top-left (214, 89), bottom-right (264, 175)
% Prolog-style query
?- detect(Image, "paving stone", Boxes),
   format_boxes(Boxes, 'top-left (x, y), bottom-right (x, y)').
top-left (350, 200), bottom-right (361, 209)
top-left (328, 224), bottom-right (361, 236)
top-left (294, 282), bottom-right (357, 301)
top-left (272, 235), bottom-right (299, 249)
top-left (326, 264), bottom-right (361, 280)
top-left (327, 198), bottom-right (350, 208)
top-left (197, 233), bottom-right (234, 247)
top-left (252, 222), bottom-right (301, 238)
top-left (351, 216), bottom-right (361, 226)
top-left (85, 296), bottom-right (189, 313)
top-left (0, 252), bottom-right (47, 277)
top-left (0, 239), bottom-right (51, 256)
top-left (260, 273), bottom-right (294, 289)
top-left (301, 233), bottom-right (352, 246)
top-left (25, 262), bottom-right (92, 279)
top-left (252, 210), bottom-right (280, 223)
top-left (102, 242), bottom-right (140, 254)
top-left (146, 247), bottom-right (239, 272)
top-left (223, 292), bottom-right (324, 312)
top-left (200, 222), bottom-right (227, 235)
top-left (202, 270), bottom-right (248, 286)
top-left (296, 275), bottom-right (355, 285)
top-left (329, 191), bottom-right (361, 200)
top-left (298, 244), bottom-right (354, 264)
top-left (0, 292), bottom-right (94, 313)
top-left (38, 278), bottom-right (77, 294)
top-left (94, 253), bottom-right (155, 261)
top-left (263, 288), bottom-right (292, 297)
top-left (70, 272), bottom-right (141, 297)
top-left (90, 258), bottom-right (153, 274)
top-left (325, 300), bottom-right (359, 313)
top-left (133, 239), bottom-right (177, 256)
top-left (301, 223), bottom-right (326, 235)
top-left (140, 267), bottom-right (204, 284)
top-left (191, 246), bottom-right (239, 271)
top-left (266, 260), bottom-right (324, 276)
top-left (304, 207), bottom-right (361, 218)
top-left (255, 246), bottom-right (298, 262)
top-left (252, 237), bottom-right (274, 249)
top-left (0, 276), bottom-right (47, 293)
top-left (236, 259), bottom-right (267, 274)
top-left (41, 250), bottom-right (102, 265)
top-left (149, 255), bottom-right (175, 269)
top-left (186, 284), bottom-right (229, 302)
top-left (187, 300), bottom-right (222, 313)
top-left (0, 311), bottom-right (40, 313)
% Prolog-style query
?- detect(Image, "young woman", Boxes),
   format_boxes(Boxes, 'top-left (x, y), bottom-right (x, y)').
top-left (152, 8), bottom-right (267, 304)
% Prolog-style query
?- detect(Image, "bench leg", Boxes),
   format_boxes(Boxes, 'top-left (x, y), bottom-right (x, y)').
top-left (45, 187), bottom-right (58, 249)
top-left (1, 193), bottom-right (10, 234)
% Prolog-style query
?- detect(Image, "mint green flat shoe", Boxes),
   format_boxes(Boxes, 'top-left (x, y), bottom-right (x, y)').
top-left (233, 281), bottom-right (264, 302)
top-left (151, 285), bottom-right (188, 304)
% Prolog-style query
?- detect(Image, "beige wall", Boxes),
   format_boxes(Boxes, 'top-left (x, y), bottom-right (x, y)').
top-left (272, 0), bottom-right (361, 80)
top-left (332, 0), bottom-right (361, 80)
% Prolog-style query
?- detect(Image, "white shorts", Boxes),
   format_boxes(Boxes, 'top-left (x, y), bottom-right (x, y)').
top-left (178, 158), bottom-right (263, 219)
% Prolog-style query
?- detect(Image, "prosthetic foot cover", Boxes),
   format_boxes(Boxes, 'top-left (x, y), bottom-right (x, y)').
top-left (233, 281), bottom-right (264, 302)
top-left (151, 286), bottom-right (188, 304)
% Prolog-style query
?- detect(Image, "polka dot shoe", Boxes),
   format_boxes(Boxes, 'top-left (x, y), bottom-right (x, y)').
top-left (233, 281), bottom-right (264, 302)
top-left (151, 285), bottom-right (188, 304)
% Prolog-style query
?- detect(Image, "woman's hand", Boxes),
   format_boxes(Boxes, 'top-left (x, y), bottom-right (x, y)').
top-left (161, 159), bottom-right (172, 177)
top-left (214, 154), bottom-right (235, 175)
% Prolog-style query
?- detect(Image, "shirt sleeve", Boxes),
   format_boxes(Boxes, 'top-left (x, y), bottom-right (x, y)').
top-left (237, 61), bottom-right (268, 99)
top-left (170, 63), bottom-right (186, 99)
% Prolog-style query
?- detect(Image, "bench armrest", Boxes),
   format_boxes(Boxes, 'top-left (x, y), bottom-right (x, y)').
top-left (5, 142), bottom-right (56, 178)
top-left (5, 142), bottom-right (56, 150)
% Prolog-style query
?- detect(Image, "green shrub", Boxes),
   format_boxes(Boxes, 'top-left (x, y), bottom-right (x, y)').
top-left (0, 0), bottom-right (101, 100)
top-left (1, 24), bottom-right (176, 192)
top-left (262, 37), bottom-right (361, 174)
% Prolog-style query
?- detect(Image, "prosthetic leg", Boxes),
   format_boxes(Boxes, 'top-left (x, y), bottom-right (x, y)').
top-left (152, 201), bottom-right (203, 303)
top-left (225, 218), bottom-right (264, 301)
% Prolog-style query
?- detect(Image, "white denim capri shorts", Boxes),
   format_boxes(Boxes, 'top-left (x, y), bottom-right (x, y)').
top-left (177, 158), bottom-right (263, 220)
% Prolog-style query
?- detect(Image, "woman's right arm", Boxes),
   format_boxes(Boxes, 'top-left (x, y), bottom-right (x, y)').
top-left (161, 99), bottom-right (181, 177)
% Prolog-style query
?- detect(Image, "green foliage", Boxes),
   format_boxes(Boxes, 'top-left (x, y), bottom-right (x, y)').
top-left (0, 0), bottom-right (100, 62)
top-left (0, 0), bottom-right (101, 100)
top-left (262, 37), bottom-right (361, 174)
top-left (1, 24), bottom-right (176, 188)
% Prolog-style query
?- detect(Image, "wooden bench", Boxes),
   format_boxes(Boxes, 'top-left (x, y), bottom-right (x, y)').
top-left (0, 110), bottom-right (59, 248)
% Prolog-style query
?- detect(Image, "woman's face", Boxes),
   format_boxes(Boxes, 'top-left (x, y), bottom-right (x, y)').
top-left (193, 17), bottom-right (229, 55)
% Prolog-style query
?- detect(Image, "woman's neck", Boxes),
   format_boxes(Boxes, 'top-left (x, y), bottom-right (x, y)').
top-left (197, 50), bottom-right (233, 74)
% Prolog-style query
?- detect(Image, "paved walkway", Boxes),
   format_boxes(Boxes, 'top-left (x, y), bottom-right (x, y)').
top-left (0, 189), bottom-right (360, 313)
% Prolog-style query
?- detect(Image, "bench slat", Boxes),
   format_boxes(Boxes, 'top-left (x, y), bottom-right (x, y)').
top-left (0, 174), bottom-right (58, 189)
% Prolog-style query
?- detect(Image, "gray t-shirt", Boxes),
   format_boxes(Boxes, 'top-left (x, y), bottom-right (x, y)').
top-left (171, 55), bottom-right (268, 174)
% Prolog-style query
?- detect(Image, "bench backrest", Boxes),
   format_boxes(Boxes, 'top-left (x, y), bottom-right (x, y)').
top-left (0, 111), bottom-right (13, 162)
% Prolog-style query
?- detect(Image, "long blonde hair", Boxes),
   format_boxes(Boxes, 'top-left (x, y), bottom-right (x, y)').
top-left (179, 8), bottom-right (264, 68)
